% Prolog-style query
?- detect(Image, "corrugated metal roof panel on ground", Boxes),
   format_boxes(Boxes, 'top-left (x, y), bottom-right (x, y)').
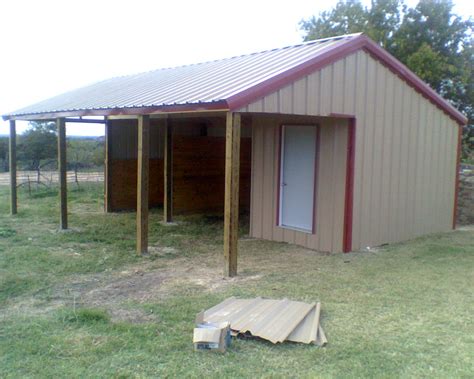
top-left (232, 299), bottom-right (289, 337)
top-left (287, 302), bottom-right (321, 344)
top-left (199, 297), bottom-right (325, 345)
top-left (202, 297), bottom-right (261, 325)
top-left (256, 301), bottom-right (315, 343)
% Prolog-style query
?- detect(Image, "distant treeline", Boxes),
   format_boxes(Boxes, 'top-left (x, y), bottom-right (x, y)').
top-left (0, 123), bottom-right (104, 173)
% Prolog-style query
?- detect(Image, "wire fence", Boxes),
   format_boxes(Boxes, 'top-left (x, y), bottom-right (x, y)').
top-left (0, 170), bottom-right (104, 187)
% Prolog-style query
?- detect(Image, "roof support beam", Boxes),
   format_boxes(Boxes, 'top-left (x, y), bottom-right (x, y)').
top-left (163, 118), bottom-right (173, 223)
top-left (9, 120), bottom-right (17, 215)
top-left (104, 118), bottom-right (112, 212)
top-left (64, 117), bottom-right (106, 124)
top-left (136, 115), bottom-right (150, 255)
top-left (57, 118), bottom-right (68, 229)
top-left (223, 112), bottom-right (241, 277)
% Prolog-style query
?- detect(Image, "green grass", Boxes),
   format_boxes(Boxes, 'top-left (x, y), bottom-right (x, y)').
top-left (0, 184), bottom-right (473, 378)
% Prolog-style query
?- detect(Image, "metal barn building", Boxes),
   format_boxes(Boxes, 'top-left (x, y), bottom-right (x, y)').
top-left (3, 33), bottom-right (466, 276)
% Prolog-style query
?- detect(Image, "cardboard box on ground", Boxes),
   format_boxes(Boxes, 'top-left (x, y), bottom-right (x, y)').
top-left (193, 312), bottom-right (231, 352)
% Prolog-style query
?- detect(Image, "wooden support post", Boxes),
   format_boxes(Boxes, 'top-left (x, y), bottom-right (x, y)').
top-left (57, 118), bottom-right (68, 229)
top-left (223, 112), bottom-right (241, 277)
top-left (104, 118), bottom-right (112, 212)
top-left (9, 120), bottom-right (17, 215)
top-left (136, 115), bottom-right (150, 255)
top-left (163, 119), bottom-right (173, 222)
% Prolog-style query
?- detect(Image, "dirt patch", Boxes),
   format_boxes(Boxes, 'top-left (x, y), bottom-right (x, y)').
top-left (78, 255), bottom-right (262, 308)
top-left (83, 270), bottom-right (168, 305)
top-left (2, 247), bottom-right (262, 323)
top-left (107, 307), bottom-right (156, 324)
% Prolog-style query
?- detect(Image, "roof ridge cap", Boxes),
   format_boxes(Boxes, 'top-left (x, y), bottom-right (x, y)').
top-left (98, 33), bottom-right (365, 81)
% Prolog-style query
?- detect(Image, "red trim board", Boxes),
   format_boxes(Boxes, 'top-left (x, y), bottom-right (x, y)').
top-left (275, 125), bottom-right (283, 227)
top-left (343, 118), bottom-right (356, 253)
top-left (312, 126), bottom-right (321, 235)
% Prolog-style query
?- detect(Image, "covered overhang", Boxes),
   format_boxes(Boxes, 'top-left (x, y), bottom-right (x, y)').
top-left (6, 107), bottom-right (243, 277)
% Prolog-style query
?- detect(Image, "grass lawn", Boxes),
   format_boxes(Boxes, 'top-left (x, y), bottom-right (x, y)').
top-left (0, 183), bottom-right (473, 378)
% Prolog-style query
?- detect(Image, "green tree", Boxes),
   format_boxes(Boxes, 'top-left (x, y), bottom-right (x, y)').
top-left (18, 121), bottom-right (57, 179)
top-left (67, 138), bottom-right (104, 176)
top-left (0, 137), bottom-right (8, 172)
top-left (300, 0), bottom-right (368, 41)
top-left (300, 0), bottom-right (473, 160)
top-left (300, 0), bottom-right (405, 50)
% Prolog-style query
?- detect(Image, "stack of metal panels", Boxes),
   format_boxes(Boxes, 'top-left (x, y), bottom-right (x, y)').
top-left (196, 297), bottom-right (327, 345)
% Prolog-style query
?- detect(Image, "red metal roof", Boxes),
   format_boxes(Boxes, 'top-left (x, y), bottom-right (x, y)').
top-left (3, 33), bottom-right (467, 125)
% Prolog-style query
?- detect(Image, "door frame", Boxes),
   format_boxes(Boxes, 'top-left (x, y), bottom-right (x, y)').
top-left (276, 123), bottom-right (320, 234)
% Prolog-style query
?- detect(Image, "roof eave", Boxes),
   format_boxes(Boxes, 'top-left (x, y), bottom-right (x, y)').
top-left (2, 100), bottom-right (230, 121)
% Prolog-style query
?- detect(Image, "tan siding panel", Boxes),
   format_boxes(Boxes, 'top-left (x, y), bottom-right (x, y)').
top-left (351, 51), bottom-right (368, 249)
top-left (359, 56), bottom-right (377, 248)
top-left (432, 114), bottom-right (443, 231)
top-left (371, 62), bottom-right (386, 243)
top-left (279, 85), bottom-right (293, 114)
top-left (306, 71), bottom-right (320, 115)
top-left (262, 124), bottom-right (276, 240)
top-left (293, 78), bottom-right (307, 115)
top-left (331, 59), bottom-right (345, 114)
top-left (319, 65), bottom-right (332, 115)
top-left (250, 122), bottom-right (263, 237)
top-left (388, 79), bottom-right (403, 243)
top-left (408, 88), bottom-right (420, 234)
top-left (343, 54), bottom-right (357, 115)
top-left (248, 99), bottom-right (264, 113)
top-left (318, 124), bottom-right (335, 251)
top-left (412, 96), bottom-right (426, 236)
top-left (263, 92), bottom-right (279, 113)
top-left (272, 124), bottom-right (284, 242)
top-left (379, 70), bottom-right (395, 244)
top-left (438, 117), bottom-right (449, 230)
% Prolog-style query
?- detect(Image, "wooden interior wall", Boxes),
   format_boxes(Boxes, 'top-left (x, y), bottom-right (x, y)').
top-left (107, 118), bottom-right (251, 214)
top-left (173, 136), bottom-right (251, 214)
top-left (109, 159), bottom-right (163, 210)
top-left (108, 119), bottom-right (164, 211)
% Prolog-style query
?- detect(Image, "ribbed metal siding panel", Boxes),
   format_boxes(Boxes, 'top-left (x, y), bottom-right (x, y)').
top-left (246, 50), bottom-right (459, 251)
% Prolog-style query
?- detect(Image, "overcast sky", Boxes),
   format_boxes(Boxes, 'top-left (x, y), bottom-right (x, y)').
top-left (0, 0), bottom-right (471, 136)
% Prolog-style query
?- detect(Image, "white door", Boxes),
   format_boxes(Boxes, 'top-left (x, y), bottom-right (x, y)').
top-left (279, 125), bottom-right (317, 232)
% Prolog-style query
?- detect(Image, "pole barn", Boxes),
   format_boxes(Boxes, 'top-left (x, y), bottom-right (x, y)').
top-left (3, 33), bottom-right (466, 276)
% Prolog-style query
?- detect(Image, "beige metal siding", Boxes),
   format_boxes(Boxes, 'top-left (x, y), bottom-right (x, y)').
top-left (250, 115), bottom-right (348, 252)
top-left (243, 50), bottom-right (459, 251)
